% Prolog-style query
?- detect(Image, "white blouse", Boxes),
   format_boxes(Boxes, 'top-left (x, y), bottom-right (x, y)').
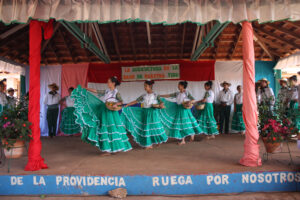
top-left (98, 88), bottom-right (122, 103)
top-left (277, 87), bottom-right (290, 103)
top-left (235, 93), bottom-right (243, 105)
top-left (171, 91), bottom-right (194, 105)
top-left (66, 96), bottom-right (75, 107)
top-left (44, 93), bottom-right (61, 105)
top-left (0, 92), bottom-right (7, 106)
top-left (289, 86), bottom-right (298, 101)
top-left (257, 87), bottom-right (275, 105)
top-left (137, 93), bottom-right (159, 108)
top-left (204, 90), bottom-right (214, 103)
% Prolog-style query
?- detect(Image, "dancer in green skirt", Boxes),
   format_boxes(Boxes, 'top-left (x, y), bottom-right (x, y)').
top-left (160, 81), bottom-right (202, 145)
top-left (193, 81), bottom-right (218, 139)
top-left (288, 75), bottom-right (300, 131)
top-left (0, 81), bottom-right (7, 115)
top-left (71, 76), bottom-right (132, 155)
top-left (231, 85), bottom-right (245, 134)
top-left (122, 80), bottom-right (168, 149)
top-left (59, 87), bottom-right (81, 135)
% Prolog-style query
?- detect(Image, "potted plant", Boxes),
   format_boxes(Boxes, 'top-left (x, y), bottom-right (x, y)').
top-left (0, 96), bottom-right (31, 158)
top-left (258, 98), bottom-right (298, 153)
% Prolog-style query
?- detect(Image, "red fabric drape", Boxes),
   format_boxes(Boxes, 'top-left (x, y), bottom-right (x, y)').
top-left (88, 60), bottom-right (215, 83)
top-left (25, 20), bottom-right (53, 171)
top-left (61, 63), bottom-right (89, 97)
top-left (239, 22), bottom-right (262, 167)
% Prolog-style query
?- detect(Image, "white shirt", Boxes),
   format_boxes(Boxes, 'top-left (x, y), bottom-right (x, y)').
top-left (44, 92), bottom-right (61, 105)
top-left (277, 87), bottom-right (290, 103)
top-left (66, 96), bottom-right (75, 107)
top-left (235, 92), bottom-right (243, 105)
top-left (137, 93), bottom-right (159, 108)
top-left (0, 92), bottom-right (7, 106)
top-left (7, 95), bottom-right (17, 107)
top-left (204, 90), bottom-right (214, 103)
top-left (289, 85), bottom-right (298, 101)
top-left (257, 87), bottom-right (275, 105)
top-left (219, 89), bottom-right (234, 105)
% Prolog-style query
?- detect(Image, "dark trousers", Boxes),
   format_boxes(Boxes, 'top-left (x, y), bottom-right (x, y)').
top-left (219, 105), bottom-right (231, 134)
top-left (46, 107), bottom-right (59, 137)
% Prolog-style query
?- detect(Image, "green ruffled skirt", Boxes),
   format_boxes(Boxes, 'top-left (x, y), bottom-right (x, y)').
top-left (0, 104), bottom-right (2, 116)
top-left (290, 101), bottom-right (300, 130)
top-left (159, 98), bottom-right (202, 139)
top-left (122, 107), bottom-right (168, 147)
top-left (231, 104), bottom-right (245, 132)
top-left (71, 85), bottom-right (132, 153)
top-left (60, 107), bottom-right (81, 134)
top-left (193, 103), bottom-right (219, 135)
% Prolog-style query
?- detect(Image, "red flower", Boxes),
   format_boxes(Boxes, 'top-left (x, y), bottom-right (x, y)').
top-left (4, 117), bottom-right (7, 120)
top-left (20, 136), bottom-right (22, 138)
top-left (290, 127), bottom-right (293, 130)
top-left (22, 124), bottom-right (26, 127)
top-left (273, 137), bottom-right (276, 141)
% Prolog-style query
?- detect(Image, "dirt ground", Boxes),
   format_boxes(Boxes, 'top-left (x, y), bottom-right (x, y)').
top-left (0, 134), bottom-right (299, 175)
top-left (1, 192), bottom-right (300, 200)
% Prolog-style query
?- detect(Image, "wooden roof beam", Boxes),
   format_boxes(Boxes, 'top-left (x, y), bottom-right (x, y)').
top-left (266, 23), bottom-right (300, 39)
top-left (190, 25), bottom-right (200, 58)
top-left (191, 21), bottom-right (230, 61)
top-left (253, 31), bottom-right (276, 60)
top-left (164, 26), bottom-right (168, 59)
top-left (129, 23), bottom-right (137, 61)
top-left (253, 24), bottom-right (300, 49)
top-left (91, 23), bottom-right (110, 61)
top-left (285, 21), bottom-right (300, 30)
top-left (110, 23), bottom-right (121, 62)
top-left (180, 23), bottom-right (186, 59)
top-left (146, 22), bottom-right (152, 61)
top-left (41, 23), bottom-right (60, 55)
top-left (0, 24), bottom-right (27, 40)
top-left (58, 29), bottom-right (76, 63)
top-left (229, 25), bottom-right (242, 59)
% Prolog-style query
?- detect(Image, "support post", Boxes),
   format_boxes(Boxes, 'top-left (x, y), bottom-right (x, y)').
top-left (239, 21), bottom-right (262, 167)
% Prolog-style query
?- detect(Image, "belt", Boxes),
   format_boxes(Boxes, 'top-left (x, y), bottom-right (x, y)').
top-left (47, 104), bottom-right (59, 109)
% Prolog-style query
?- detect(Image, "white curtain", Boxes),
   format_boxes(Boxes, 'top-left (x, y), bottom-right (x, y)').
top-left (214, 61), bottom-right (243, 133)
top-left (275, 51), bottom-right (300, 72)
top-left (0, 60), bottom-right (25, 75)
top-left (1, 0), bottom-right (300, 24)
top-left (40, 65), bottom-right (62, 136)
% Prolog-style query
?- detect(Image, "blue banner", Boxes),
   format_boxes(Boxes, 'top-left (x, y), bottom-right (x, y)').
top-left (0, 171), bottom-right (299, 195)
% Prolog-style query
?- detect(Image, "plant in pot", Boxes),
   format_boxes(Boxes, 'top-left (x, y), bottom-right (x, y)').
top-left (0, 96), bottom-right (31, 158)
top-left (258, 98), bottom-right (298, 153)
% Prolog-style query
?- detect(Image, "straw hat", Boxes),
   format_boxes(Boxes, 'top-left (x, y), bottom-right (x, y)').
top-left (48, 83), bottom-right (59, 91)
top-left (259, 78), bottom-right (270, 85)
top-left (7, 88), bottom-right (15, 92)
top-left (220, 81), bottom-right (231, 87)
top-left (279, 78), bottom-right (288, 83)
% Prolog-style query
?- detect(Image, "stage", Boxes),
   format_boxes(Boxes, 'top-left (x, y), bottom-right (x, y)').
top-left (0, 135), bottom-right (299, 196)
top-left (0, 134), bottom-right (299, 176)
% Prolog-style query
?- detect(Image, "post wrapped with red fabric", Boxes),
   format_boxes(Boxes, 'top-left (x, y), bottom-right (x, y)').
top-left (239, 21), bottom-right (262, 167)
top-left (25, 19), bottom-right (53, 171)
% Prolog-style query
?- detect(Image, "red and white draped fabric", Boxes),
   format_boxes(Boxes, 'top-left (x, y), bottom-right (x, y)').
top-left (239, 22), bottom-right (262, 167)
top-left (87, 60), bottom-right (215, 103)
top-left (1, 0), bottom-right (300, 24)
top-left (25, 20), bottom-right (54, 171)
